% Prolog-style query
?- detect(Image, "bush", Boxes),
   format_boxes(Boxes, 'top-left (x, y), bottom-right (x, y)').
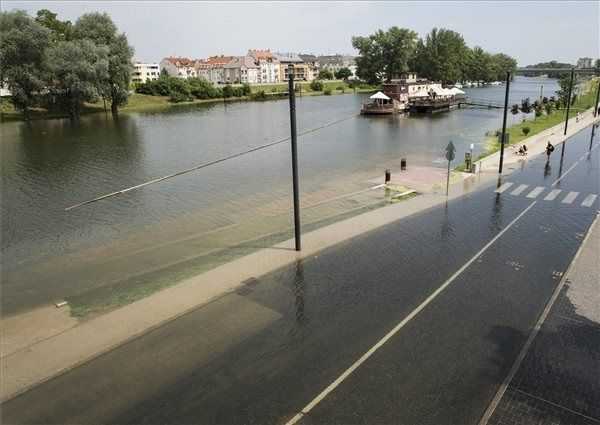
top-left (336, 85), bottom-right (345, 93)
top-left (522, 126), bottom-right (531, 136)
top-left (222, 84), bottom-right (233, 98)
top-left (251, 90), bottom-right (267, 101)
top-left (318, 69), bottom-right (334, 80)
top-left (323, 88), bottom-right (332, 95)
top-left (168, 78), bottom-right (192, 103)
top-left (310, 80), bottom-right (324, 91)
top-left (545, 102), bottom-right (554, 115)
top-left (241, 83), bottom-right (251, 96)
top-left (511, 104), bottom-right (520, 115)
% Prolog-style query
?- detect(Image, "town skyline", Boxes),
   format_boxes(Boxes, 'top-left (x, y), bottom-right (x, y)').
top-left (4, 1), bottom-right (598, 66)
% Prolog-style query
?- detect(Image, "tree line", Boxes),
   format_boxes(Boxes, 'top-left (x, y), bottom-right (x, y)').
top-left (135, 73), bottom-right (253, 102)
top-left (0, 9), bottom-right (133, 120)
top-left (352, 27), bottom-right (517, 85)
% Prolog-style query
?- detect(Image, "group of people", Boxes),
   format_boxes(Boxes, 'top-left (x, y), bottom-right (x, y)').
top-left (514, 141), bottom-right (555, 159)
top-left (516, 144), bottom-right (528, 155)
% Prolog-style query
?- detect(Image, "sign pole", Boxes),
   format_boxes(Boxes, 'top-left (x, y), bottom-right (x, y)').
top-left (445, 141), bottom-right (455, 196)
top-left (288, 64), bottom-right (302, 251)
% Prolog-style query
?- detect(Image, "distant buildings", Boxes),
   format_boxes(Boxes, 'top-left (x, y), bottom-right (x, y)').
top-left (224, 56), bottom-right (259, 84)
top-left (157, 50), bottom-right (357, 85)
top-left (576, 57), bottom-right (593, 69)
top-left (248, 50), bottom-right (280, 83)
top-left (132, 62), bottom-right (160, 84)
top-left (318, 55), bottom-right (357, 79)
top-left (160, 57), bottom-right (198, 78)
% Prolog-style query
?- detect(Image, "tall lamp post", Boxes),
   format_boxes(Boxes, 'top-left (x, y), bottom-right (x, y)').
top-left (498, 71), bottom-right (511, 174)
top-left (560, 68), bottom-right (575, 159)
top-left (288, 64), bottom-right (302, 251)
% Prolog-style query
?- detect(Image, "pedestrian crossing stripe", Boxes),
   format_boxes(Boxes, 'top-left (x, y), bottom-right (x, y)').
top-left (526, 186), bottom-right (545, 199)
top-left (495, 183), bottom-right (597, 208)
top-left (544, 189), bottom-right (561, 201)
top-left (562, 191), bottom-right (579, 204)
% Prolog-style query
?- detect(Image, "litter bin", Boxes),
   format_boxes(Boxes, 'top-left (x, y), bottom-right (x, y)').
top-left (401, 158), bottom-right (407, 171)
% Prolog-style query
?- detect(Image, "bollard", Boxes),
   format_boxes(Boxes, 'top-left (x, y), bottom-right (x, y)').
top-left (385, 169), bottom-right (391, 184)
top-left (401, 158), bottom-right (407, 171)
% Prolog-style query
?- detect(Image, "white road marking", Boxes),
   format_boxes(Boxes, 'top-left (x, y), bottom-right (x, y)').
top-left (544, 189), bottom-right (562, 201)
top-left (285, 201), bottom-right (539, 425)
top-left (494, 182), bottom-right (513, 194)
top-left (562, 191), bottom-right (579, 204)
top-left (526, 186), bottom-right (545, 199)
top-left (551, 161), bottom-right (580, 187)
top-left (581, 194), bottom-right (597, 207)
top-left (510, 184), bottom-right (529, 196)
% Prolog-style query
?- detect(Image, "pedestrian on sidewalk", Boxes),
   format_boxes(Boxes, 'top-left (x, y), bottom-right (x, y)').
top-left (576, 112), bottom-right (580, 123)
top-left (546, 141), bottom-right (555, 161)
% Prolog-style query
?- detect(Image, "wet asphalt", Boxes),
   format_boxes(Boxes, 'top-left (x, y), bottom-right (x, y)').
top-left (2, 126), bottom-right (598, 425)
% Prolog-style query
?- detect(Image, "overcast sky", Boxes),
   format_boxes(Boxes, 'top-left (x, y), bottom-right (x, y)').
top-left (5, 1), bottom-right (599, 65)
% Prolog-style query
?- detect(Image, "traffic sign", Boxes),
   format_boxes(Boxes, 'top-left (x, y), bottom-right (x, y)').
top-left (445, 141), bottom-right (456, 162)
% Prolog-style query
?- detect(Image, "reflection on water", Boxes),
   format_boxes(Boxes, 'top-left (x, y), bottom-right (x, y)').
top-left (1, 76), bottom-right (559, 314)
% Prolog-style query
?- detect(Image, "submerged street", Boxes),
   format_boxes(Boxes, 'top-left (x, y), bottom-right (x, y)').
top-left (2, 124), bottom-right (598, 424)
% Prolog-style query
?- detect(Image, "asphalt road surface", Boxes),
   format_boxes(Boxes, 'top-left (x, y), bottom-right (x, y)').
top-left (2, 126), bottom-right (599, 425)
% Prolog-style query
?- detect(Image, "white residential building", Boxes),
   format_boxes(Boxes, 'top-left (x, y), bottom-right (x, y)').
top-left (195, 56), bottom-right (235, 84)
top-left (160, 57), bottom-right (198, 79)
top-left (132, 62), bottom-right (160, 84)
top-left (224, 56), bottom-right (259, 84)
top-left (248, 49), bottom-right (280, 83)
top-left (318, 55), bottom-right (358, 79)
top-left (576, 57), bottom-right (593, 69)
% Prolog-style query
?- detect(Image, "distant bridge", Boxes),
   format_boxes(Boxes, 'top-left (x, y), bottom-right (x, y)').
top-left (514, 67), bottom-right (598, 75)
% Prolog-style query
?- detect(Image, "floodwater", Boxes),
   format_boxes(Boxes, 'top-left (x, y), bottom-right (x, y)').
top-left (0, 76), bottom-right (558, 315)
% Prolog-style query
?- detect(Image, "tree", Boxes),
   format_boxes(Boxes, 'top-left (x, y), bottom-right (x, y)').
top-left (334, 67), bottom-right (353, 80)
top-left (35, 9), bottom-right (72, 42)
top-left (556, 73), bottom-right (578, 106)
top-left (318, 69), bottom-right (334, 80)
top-left (522, 127), bottom-right (530, 136)
top-left (352, 26), bottom-right (418, 83)
top-left (412, 28), bottom-right (469, 84)
top-left (489, 53), bottom-right (517, 82)
top-left (0, 11), bottom-right (51, 119)
top-left (310, 80), bottom-right (324, 91)
top-left (465, 46), bottom-right (492, 82)
top-left (45, 39), bottom-right (109, 120)
top-left (73, 12), bottom-right (133, 114)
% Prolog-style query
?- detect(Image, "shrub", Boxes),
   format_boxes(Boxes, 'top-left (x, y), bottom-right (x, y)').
top-left (222, 84), bottom-right (233, 98)
top-left (522, 126), bottom-right (531, 136)
top-left (251, 90), bottom-right (267, 101)
top-left (241, 83), bottom-right (251, 96)
top-left (336, 85), bottom-right (345, 93)
top-left (545, 102), bottom-right (554, 115)
top-left (318, 69), bottom-right (334, 80)
top-left (511, 104), bottom-right (520, 114)
top-left (168, 78), bottom-right (192, 103)
top-left (310, 80), bottom-right (324, 91)
top-left (323, 88), bottom-right (332, 95)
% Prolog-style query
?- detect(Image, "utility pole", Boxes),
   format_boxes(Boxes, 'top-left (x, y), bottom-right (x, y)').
top-left (594, 78), bottom-right (600, 117)
top-left (498, 71), bottom-right (511, 174)
top-left (288, 64), bottom-right (302, 251)
top-left (561, 68), bottom-right (575, 159)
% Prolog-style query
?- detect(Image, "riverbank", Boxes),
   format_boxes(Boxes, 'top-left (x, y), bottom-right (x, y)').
top-left (0, 80), bottom-right (377, 122)
top-left (2, 108), bottom-right (597, 403)
top-left (456, 78), bottom-right (599, 171)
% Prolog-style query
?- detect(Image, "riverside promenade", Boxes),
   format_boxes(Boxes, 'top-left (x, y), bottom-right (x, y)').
top-left (1, 108), bottom-right (598, 403)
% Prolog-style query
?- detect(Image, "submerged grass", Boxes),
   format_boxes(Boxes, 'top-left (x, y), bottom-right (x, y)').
top-left (67, 195), bottom-right (413, 318)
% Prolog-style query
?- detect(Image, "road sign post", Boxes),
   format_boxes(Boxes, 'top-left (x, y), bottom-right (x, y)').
top-left (445, 141), bottom-right (455, 196)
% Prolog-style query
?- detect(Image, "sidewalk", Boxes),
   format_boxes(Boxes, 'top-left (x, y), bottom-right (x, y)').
top-left (485, 212), bottom-right (600, 425)
top-left (1, 108), bottom-right (598, 403)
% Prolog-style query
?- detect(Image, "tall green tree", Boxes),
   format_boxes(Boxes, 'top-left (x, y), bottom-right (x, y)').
top-left (412, 28), bottom-right (469, 84)
top-left (334, 67), bottom-right (353, 80)
top-left (0, 11), bottom-right (51, 120)
top-left (73, 12), bottom-right (133, 114)
top-left (556, 73), bottom-right (578, 106)
top-left (352, 26), bottom-right (417, 83)
top-left (45, 39), bottom-right (109, 120)
top-left (34, 9), bottom-right (72, 42)
top-left (465, 46), bottom-right (492, 82)
top-left (489, 53), bottom-right (517, 81)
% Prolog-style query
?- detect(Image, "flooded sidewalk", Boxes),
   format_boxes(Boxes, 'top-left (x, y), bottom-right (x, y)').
top-left (485, 213), bottom-right (600, 425)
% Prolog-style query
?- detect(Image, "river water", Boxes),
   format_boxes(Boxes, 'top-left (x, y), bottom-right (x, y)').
top-left (0, 76), bottom-right (558, 315)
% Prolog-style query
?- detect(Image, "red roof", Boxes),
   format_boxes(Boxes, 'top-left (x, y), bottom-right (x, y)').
top-left (248, 49), bottom-right (273, 60)
top-left (163, 56), bottom-right (196, 67)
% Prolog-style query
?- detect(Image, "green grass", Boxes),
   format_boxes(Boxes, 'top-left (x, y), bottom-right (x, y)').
top-left (454, 78), bottom-right (599, 171)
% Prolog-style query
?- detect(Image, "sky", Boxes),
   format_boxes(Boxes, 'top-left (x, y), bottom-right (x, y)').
top-left (4, 1), bottom-right (599, 66)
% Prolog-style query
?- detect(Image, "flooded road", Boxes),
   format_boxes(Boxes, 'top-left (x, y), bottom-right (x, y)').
top-left (1, 77), bottom-right (558, 315)
top-left (3, 125), bottom-right (597, 425)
